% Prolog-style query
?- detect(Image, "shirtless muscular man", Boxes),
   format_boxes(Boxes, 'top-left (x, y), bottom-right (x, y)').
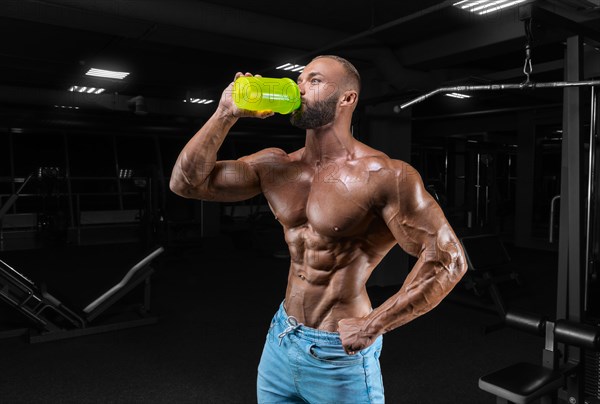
top-left (170, 55), bottom-right (467, 404)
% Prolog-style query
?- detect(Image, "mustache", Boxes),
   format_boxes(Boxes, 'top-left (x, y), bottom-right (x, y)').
top-left (290, 97), bottom-right (337, 129)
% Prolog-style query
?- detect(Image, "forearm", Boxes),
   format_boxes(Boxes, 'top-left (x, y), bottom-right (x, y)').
top-left (363, 241), bottom-right (466, 337)
top-left (170, 108), bottom-right (238, 196)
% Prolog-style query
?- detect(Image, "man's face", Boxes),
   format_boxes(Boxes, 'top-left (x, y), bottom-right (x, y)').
top-left (290, 59), bottom-right (343, 130)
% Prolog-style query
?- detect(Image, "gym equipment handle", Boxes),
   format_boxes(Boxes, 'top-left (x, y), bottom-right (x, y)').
top-left (506, 310), bottom-right (600, 350)
top-left (399, 80), bottom-right (600, 109)
top-left (505, 310), bottom-right (546, 336)
top-left (554, 320), bottom-right (599, 350)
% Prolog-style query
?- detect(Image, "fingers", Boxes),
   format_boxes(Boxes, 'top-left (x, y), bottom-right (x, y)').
top-left (234, 72), bottom-right (252, 80)
top-left (233, 72), bottom-right (262, 80)
top-left (344, 346), bottom-right (358, 355)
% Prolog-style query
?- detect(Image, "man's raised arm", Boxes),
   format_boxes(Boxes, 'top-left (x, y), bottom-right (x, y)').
top-left (169, 73), bottom-right (274, 202)
top-left (339, 162), bottom-right (467, 354)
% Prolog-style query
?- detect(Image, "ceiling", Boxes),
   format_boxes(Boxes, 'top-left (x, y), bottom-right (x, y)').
top-left (1, 0), bottom-right (599, 136)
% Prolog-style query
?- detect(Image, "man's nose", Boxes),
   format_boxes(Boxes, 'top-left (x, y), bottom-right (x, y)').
top-left (297, 82), bottom-right (306, 96)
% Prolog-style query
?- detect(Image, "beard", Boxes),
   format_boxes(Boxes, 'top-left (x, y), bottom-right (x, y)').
top-left (290, 93), bottom-right (338, 129)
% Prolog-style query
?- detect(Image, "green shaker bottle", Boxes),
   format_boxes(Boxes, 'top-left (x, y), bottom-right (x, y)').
top-left (233, 76), bottom-right (301, 114)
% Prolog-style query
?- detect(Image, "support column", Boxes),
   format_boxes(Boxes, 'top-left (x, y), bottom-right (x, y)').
top-left (557, 36), bottom-right (584, 323)
top-left (557, 35), bottom-right (584, 404)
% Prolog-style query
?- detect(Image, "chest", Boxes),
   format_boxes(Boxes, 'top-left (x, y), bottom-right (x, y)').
top-left (262, 161), bottom-right (376, 236)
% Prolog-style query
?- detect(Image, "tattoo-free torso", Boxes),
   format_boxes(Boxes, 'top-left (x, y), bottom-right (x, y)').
top-left (253, 143), bottom-right (400, 331)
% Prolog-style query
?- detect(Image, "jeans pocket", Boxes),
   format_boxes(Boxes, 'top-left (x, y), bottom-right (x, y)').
top-left (266, 319), bottom-right (277, 342)
top-left (308, 343), bottom-right (364, 366)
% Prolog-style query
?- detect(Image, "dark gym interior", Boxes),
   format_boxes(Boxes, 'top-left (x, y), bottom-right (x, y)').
top-left (1, 1), bottom-right (600, 403)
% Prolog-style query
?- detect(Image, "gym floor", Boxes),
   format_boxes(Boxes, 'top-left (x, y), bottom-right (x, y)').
top-left (0, 238), bottom-right (557, 404)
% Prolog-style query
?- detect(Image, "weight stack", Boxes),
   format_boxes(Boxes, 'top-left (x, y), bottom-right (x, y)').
top-left (585, 349), bottom-right (600, 401)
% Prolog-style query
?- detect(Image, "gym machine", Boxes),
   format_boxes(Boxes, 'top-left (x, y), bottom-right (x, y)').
top-left (400, 4), bottom-right (600, 402)
top-left (0, 246), bottom-right (163, 343)
top-left (479, 311), bottom-right (599, 404)
top-left (474, 60), bottom-right (600, 404)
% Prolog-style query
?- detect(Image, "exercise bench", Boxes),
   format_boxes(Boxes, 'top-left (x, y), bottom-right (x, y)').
top-left (0, 246), bottom-right (164, 343)
top-left (479, 310), bottom-right (600, 403)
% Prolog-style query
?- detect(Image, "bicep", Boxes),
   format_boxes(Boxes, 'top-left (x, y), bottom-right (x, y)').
top-left (199, 148), bottom-right (286, 202)
top-left (174, 147), bottom-right (287, 202)
top-left (381, 164), bottom-right (454, 257)
top-left (171, 156), bottom-right (261, 202)
top-left (202, 159), bottom-right (261, 202)
top-left (381, 163), bottom-right (466, 291)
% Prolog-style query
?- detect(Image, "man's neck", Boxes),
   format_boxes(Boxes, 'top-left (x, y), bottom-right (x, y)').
top-left (303, 122), bottom-right (355, 164)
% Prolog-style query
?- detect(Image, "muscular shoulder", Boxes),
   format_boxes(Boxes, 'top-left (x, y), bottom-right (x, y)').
top-left (353, 152), bottom-right (424, 208)
top-left (372, 158), bottom-right (420, 185)
top-left (238, 147), bottom-right (303, 186)
top-left (351, 145), bottom-right (416, 185)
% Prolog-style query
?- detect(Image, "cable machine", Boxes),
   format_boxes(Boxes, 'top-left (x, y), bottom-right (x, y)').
top-left (400, 6), bottom-right (600, 403)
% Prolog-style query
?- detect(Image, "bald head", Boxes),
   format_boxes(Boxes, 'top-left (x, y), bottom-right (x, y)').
top-left (311, 55), bottom-right (361, 96)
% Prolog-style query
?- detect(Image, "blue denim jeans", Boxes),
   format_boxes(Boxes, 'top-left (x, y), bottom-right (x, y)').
top-left (257, 301), bottom-right (384, 403)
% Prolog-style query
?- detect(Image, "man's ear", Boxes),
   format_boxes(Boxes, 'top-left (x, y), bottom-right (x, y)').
top-left (340, 90), bottom-right (358, 107)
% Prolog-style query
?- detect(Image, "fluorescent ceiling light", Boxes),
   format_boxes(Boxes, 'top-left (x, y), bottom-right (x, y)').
top-left (445, 92), bottom-right (471, 99)
top-left (276, 63), bottom-right (305, 72)
top-left (119, 169), bottom-right (134, 179)
top-left (85, 68), bottom-right (130, 80)
top-left (453, 0), bottom-right (528, 14)
top-left (54, 105), bottom-right (80, 109)
top-left (68, 85), bottom-right (105, 94)
top-left (184, 98), bottom-right (215, 104)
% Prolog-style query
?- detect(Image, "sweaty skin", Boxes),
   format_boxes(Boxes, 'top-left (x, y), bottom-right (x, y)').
top-left (170, 57), bottom-right (467, 355)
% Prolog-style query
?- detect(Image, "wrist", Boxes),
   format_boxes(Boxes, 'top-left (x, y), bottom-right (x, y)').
top-left (362, 314), bottom-right (385, 338)
top-left (215, 105), bottom-right (239, 124)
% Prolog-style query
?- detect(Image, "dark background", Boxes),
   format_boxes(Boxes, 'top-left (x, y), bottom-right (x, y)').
top-left (1, 0), bottom-right (600, 403)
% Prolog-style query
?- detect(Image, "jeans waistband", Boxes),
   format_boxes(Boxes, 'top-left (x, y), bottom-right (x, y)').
top-left (275, 301), bottom-right (343, 344)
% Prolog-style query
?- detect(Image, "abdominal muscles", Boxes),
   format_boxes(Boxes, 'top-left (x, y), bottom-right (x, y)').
top-left (282, 223), bottom-right (391, 330)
